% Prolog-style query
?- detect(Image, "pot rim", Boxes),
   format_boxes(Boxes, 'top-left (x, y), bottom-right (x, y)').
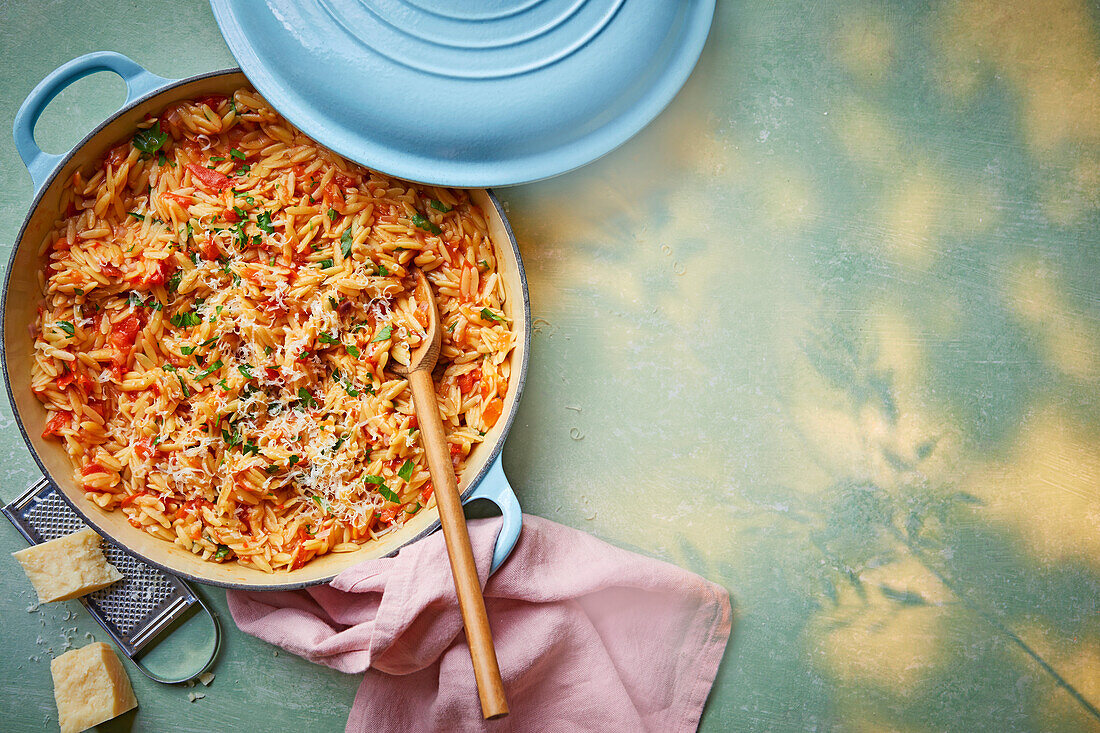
top-left (1, 67), bottom-right (531, 590)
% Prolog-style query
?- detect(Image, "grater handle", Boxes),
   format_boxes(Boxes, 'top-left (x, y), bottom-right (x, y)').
top-left (130, 589), bottom-right (221, 684)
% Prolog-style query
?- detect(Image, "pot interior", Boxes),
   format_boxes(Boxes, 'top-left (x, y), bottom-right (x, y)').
top-left (3, 71), bottom-right (528, 589)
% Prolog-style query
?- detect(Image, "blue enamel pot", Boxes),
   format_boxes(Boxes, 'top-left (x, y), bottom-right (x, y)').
top-left (4, 52), bottom-right (528, 590)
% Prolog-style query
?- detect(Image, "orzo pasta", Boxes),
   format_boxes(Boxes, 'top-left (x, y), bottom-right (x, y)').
top-left (31, 89), bottom-right (515, 572)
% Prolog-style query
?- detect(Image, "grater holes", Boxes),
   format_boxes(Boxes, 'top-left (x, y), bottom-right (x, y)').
top-left (8, 482), bottom-right (197, 649)
top-left (25, 491), bottom-right (86, 541)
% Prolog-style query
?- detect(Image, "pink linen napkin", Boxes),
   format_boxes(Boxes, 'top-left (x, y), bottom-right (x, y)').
top-left (227, 515), bottom-right (731, 732)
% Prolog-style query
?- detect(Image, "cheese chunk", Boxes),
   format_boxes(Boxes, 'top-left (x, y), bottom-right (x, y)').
top-left (51, 642), bottom-right (138, 733)
top-left (12, 527), bottom-right (123, 602)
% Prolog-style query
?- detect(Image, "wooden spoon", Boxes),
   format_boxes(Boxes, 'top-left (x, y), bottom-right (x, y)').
top-left (391, 268), bottom-right (509, 720)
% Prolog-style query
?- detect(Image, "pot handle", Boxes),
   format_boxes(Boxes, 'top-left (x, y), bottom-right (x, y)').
top-left (13, 51), bottom-right (174, 191)
top-left (462, 453), bottom-right (522, 573)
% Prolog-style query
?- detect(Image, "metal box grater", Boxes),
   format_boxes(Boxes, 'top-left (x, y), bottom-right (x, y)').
top-left (4, 478), bottom-right (220, 683)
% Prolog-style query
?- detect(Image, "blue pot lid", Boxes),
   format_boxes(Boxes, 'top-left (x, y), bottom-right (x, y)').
top-left (209, 0), bottom-right (715, 187)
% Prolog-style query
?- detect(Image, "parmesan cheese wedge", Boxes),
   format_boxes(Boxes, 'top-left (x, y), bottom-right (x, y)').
top-left (51, 643), bottom-right (138, 733)
top-left (12, 527), bottom-right (123, 603)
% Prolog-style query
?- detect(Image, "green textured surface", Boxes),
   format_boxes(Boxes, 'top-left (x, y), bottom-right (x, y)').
top-left (2, 1), bottom-right (1100, 730)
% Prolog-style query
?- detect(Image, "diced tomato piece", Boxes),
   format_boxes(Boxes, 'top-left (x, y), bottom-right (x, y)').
top-left (334, 172), bottom-right (356, 189)
top-left (181, 497), bottom-right (211, 519)
top-left (195, 95), bottom-right (227, 110)
top-left (86, 400), bottom-right (109, 420)
top-left (109, 315), bottom-right (141, 368)
top-left (457, 368), bottom-right (481, 395)
top-left (378, 505), bottom-right (400, 523)
top-left (106, 144), bottom-right (128, 167)
top-left (291, 548), bottom-right (316, 571)
top-left (56, 371), bottom-right (75, 390)
top-left (421, 482), bottom-right (433, 501)
top-left (408, 415), bottom-right (418, 429)
top-left (42, 411), bottom-right (71, 439)
top-left (162, 191), bottom-right (192, 207)
top-left (483, 398), bottom-right (504, 429)
top-left (223, 208), bottom-right (240, 223)
top-left (265, 367), bottom-right (280, 380)
top-left (449, 442), bottom-right (463, 467)
top-left (100, 262), bottom-right (122, 278)
top-left (198, 236), bottom-right (220, 261)
top-left (110, 315), bottom-right (140, 348)
top-left (120, 490), bottom-right (152, 508)
top-left (186, 163), bottom-right (233, 193)
top-left (81, 462), bottom-right (105, 477)
top-left (133, 437), bottom-right (153, 461)
top-left (142, 259), bottom-right (174, 287)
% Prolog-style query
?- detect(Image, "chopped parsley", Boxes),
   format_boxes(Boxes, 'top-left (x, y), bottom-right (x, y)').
top-left (256, 211), bottom-right (274, 234)
top-left (235, 163), bottom-right (250, 177)
top-left (319, 258), bottom-right (333, 269)
top-left (410, 212), bottom-right (442, 235)
top-left (238, 364), bottom-right (255, 379)
top-left (378, 264), bottom-right (389, 277)
top-left (346, 344), bottom-right (361, 358)
top-left (397, 459), bottom-right (414, 481)
top-left (221, 427), bottom-right (242, 447)
top-left (429, 199), bottom-right (452, 213)
top-left (311, 495), bottom-right (331, 514)
top-left (170, 311), bottom-right (202, 328)
top-left (289, 454), bottom-right (300, 466)
top-left (167, 269), bottom-right (183, 293)
top-left (213, 545), bottom-right (230, 561)
top-left (371, 325), bottom-right (393, 343)
top-left (480, 308), bottom-right (504, 323)
top-left (340, 228), bottom-right (353, 258)
top-left (229, 148), bottom-right (246, 161)
top-left (297, 387), bottom-right (317, 408)
top-left (232, 206), bottom-right (248, 221)
top-left (194, 360), bottom-right (223, 381)
top-left (57, 321), bottom-right (75, 336)
top-left (318, 332), bottom-right (339, 345)
top-left (328, 208), bottom-right (338, 221)
top-left (405, 503), bottom-right (421, 514)
top-left (132, 122), bottom-right (167, 156)
top-left (129, 292), bottom-right (162, 311)
top-left (164, 365), bottom-right (190, 398)
top-left (242, 440), bottom-right (260, 456)
top-left (128, 212), bottom-right (145, 222)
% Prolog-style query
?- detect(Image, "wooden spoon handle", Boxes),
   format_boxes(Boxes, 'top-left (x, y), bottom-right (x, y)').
top-left (407, 368), bottom-right (509, 719)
